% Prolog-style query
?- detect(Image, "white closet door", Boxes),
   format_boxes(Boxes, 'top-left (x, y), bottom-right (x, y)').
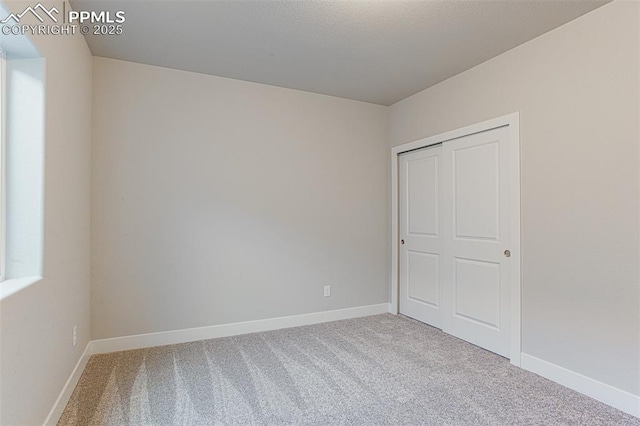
top-left (399, 145), bottom-right (443, 328)
top-left (441, 126), bottom-right (511, 357)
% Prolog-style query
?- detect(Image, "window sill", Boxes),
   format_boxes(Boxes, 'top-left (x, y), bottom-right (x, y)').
top-left (0, 276), bottom-right (42, 301)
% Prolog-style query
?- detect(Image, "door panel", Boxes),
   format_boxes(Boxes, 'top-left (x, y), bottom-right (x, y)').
top-left (408, 155), bottom-right (439, 236)
top-left (399, 145), bottom-right (442, 328)
top-left (408, 251), bottom-right (439, 306)
top-left (453, 142), bottom-right (500, 241)
top-left (442, 126), bottom-right (511, 357)
top-left (453, 257), bottom-right (500, 328)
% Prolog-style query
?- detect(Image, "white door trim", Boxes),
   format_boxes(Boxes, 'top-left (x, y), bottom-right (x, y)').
top-left (390, 112), bottom-right (521, 366)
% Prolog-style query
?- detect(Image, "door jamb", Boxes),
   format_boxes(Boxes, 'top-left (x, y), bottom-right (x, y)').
top-left (390, 112), bottom-right (521, 366)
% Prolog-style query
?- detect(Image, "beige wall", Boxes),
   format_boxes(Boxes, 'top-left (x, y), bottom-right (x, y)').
top-left (0, 2), bottom-right (93, 424)
top-left (389, 1), bottom-right (639, 395)
top-left (91, 58), bottom-right (390, 340)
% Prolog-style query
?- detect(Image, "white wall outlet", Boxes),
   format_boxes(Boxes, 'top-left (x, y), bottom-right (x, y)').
top-left (72, 326), bottom-right (77, 347)
top-left (324, 285), bottom-right (331, 297)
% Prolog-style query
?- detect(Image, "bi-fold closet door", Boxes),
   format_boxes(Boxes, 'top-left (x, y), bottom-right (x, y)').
top-left (399, 126), bottom-right (512, 358)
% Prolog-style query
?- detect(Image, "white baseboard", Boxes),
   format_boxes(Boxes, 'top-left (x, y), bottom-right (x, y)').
top-left (43, 342), bottom-right (92, 426)
top-left (90, 303), bottom-right (391, 354)
top-left (521, 353), bottom-right (640, 418)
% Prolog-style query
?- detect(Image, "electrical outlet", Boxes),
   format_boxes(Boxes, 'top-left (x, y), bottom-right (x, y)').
top-left (72, 326), bottom-right (77, 347)
top-left (324, 285), bottom-right (331, 297)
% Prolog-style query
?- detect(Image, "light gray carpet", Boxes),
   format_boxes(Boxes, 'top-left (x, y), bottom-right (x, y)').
top-left (59, 314), bottom-right (639, 425)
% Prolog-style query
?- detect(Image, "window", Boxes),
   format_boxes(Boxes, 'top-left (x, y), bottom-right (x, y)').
top-left (0, 15), bottom-right (44, 297)
top-left (0, 49), bottom-right (5, 282)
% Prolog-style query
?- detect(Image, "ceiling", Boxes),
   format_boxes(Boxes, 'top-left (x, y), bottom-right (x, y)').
top-left (70, 0), bottom-right (608, 106)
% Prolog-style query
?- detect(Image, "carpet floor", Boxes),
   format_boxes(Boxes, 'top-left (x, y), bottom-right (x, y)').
top-left (58, 314), bottom-right (639, 425)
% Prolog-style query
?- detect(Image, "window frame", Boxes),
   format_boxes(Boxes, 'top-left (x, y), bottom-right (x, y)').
top-left (0, 49), bottom-right (6, 282)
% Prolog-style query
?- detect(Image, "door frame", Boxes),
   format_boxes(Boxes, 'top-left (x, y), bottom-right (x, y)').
top-left (390, 112), bottom-right (521, 366)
